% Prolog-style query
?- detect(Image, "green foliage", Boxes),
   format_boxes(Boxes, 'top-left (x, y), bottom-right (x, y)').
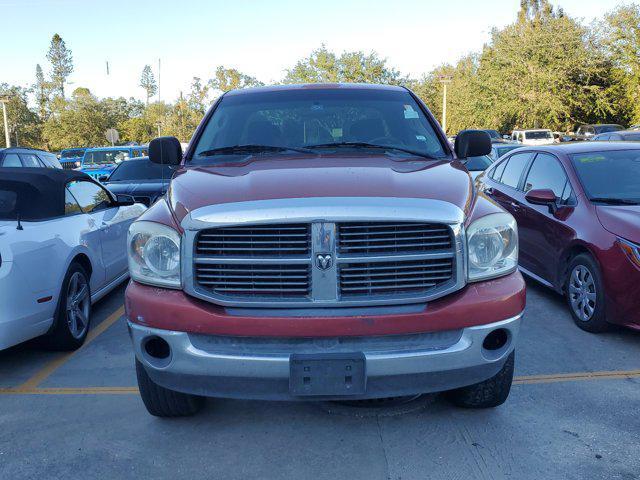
top-left (46, 34), bottom-right (73, 97)
top-left (0, 84), bottom-right (42, 148)
top-left (209, 66), bottom-right (263, 93)
top-left (284, 45), bottom-right (407, 85)
top-left (139, 65), bottom-right (158, 105)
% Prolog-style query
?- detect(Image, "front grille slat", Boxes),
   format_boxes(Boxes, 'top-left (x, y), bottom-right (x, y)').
top-left (337, 222), bottom-right (453, 255)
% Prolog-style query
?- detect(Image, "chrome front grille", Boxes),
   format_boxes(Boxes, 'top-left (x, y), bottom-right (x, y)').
top-left (339, 258), bottom-right (454, 296)
top-left (337, 222), bottom-right (453, 255)
top-left (196, 224), bottom-right (311, 257)
top-left (186, 212), bottom-right (464, 308)
top-left (195, 263), bottom-right (311, 297)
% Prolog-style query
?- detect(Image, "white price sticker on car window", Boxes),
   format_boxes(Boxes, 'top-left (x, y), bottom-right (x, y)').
top-left (404, 105), bottom-right (419, 119)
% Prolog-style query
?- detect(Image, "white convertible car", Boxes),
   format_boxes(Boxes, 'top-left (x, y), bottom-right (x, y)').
top-left (0, 168), bottom-right (145, 351)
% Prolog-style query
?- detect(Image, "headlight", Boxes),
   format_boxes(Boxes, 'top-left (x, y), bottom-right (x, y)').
top-left (466, 213), bottom-right (518, 281)
top-left (128, 221), bottom-right (181, 288)
top-left (618, 238), bottom-right (640, 268)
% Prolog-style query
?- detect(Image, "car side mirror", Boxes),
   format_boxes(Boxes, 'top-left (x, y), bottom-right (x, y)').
top-left (525, 188), bottom-right (557, 213)
top-left (98, 175), bottom-right (109, 182)
top-left (149, 136), bottom-right (183, 165)
top-left (454, 130), bottom-right (491, 158)
top-left (116, 194), bottom-right (135, 206)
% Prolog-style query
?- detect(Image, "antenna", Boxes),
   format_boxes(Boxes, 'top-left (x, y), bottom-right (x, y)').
top-left (16, 212), bottom-right (23, 230)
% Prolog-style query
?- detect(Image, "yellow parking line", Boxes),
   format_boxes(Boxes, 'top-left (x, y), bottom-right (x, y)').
top-left (514, 369), bottom-right (640, 385)
top-left (1, 368), bottom-right (640, 396)
top-left (17, 305), bottom-right (125, 390)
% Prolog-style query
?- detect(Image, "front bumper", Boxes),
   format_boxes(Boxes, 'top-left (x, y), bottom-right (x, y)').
top-left (130, 313), bottom-right (522, 401)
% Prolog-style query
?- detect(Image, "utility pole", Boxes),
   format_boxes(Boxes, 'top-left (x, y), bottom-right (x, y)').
top-left (0, 96), bottom-right (10, 148)
top-left (438, 75), bottom-right (453, 135)
top-left (158, 58), bottom-right (161, 103)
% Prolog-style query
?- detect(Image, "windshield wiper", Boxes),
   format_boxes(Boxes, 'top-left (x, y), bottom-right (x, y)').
top-left (197, 144), bottom-right (315, 156)
top-left (590, 197), bottom-right (639, 205)
top-left (306, 142), bottom-right (438, 160)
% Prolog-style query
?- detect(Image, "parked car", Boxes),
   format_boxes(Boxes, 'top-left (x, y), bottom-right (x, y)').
top-left (490, 143), bottom-right (522, 161)
top-left (80, 145), bottom-right (149, 181)
top-left (103, 156), bottom-right (176, 207)
top-left (0, 147), bottom-right (62, 169)
top-left (58, 148), bottom-right (87, 169)
top-left (0, 168), bottom-right (146, 351)
top-left (126, 84), bottom-right (525, 417)
top-left (462, 154), bottom-right (494, 180)
top-left (511, 129), bottom-right (554, 145)
top-left (592, 130), bottom-right (640, 142)
top-left (574, 124), bottom-right (624, 141)
top-left (476, 142), bottom-right (639, 333)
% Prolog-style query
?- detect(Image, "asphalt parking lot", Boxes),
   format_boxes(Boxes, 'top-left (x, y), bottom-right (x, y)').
top-left (1, 279), bottom-right (639, 480)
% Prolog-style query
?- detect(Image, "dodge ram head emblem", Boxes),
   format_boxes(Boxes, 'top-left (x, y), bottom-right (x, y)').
top-left (315, 253), bottom-right (333, 270)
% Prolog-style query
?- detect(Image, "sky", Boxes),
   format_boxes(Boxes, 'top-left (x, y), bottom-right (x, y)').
top-left (0, 0), bottom-right (626, 103)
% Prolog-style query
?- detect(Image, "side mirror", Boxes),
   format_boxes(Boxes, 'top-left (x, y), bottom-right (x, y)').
top-left (454, 130), bottom-right (491, 158)
top-left (116, 194), bottom-right (135, 206)
top-left (98, 174), bottom-right (109, 182)
top-left (525, 188), bottom-right (557, 213)
top-left (149, 136), bottom-right (183, 165)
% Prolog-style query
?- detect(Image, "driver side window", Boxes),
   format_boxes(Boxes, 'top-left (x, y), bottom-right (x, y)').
top-left (67, 180), bottom-right (113, 213)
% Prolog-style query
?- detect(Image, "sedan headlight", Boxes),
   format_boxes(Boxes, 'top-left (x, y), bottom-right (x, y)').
top-left (128, 221), bottom-right (181, 288)
top-left (466, 213), bottom-right (518, 281)
top-left (618, 238), bottom-right (640, 268)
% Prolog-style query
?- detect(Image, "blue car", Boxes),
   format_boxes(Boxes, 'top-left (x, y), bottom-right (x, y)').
top-left (58, 148), bottom-right (87, 169)
top-left (80, 145), bottom-right (148, 181)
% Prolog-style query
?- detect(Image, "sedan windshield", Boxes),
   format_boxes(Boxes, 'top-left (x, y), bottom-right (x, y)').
top-left (84, 149), bottom-right (130, 165)
top-left (108, 160), bottom-right (177, 181)
top-left (191, 88), bottom-right (447, 163)
top-left (571, 150), bottom-right (640, 203)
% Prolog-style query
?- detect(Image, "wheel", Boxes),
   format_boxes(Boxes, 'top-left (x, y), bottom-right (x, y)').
top-left (447, 352), bottom-right (514, 408)
top-left (43, 262), bottom-right (92, 351)
top-left (135, 360), bottom-right (205, 417)
top-left (565, 254), bottom-right (609, 333)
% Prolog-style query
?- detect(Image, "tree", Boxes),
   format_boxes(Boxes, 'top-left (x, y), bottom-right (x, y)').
top-left (46, 34), bottom-right (73, 97)
top-left (139, 65), bottom-right (157, 105)
top-left (284, 45), bottom-right (407, 85)
top-left (33, 64), bottom-right (50, 119)
top-left (209, 66), bottom-right (263, 93)
top-left (0, 84), bottom-right (43, 148)
top-left (188, 77), bottom-right (210, 114)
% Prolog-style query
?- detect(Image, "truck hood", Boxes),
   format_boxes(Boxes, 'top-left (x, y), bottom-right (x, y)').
top-left (168, 155), bottom-right (473, 224)
top-left (596, 205), bottom-right (640, 244)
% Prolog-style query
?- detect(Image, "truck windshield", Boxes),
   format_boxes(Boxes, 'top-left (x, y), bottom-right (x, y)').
top-left (84, 150), bottom-right (130, 165)
top-left (525, 131), bottom-right (553, 140)
top-left (571, 150), bottom-right (640, 203)
top-left (191, 88), bottom-right (447, 163)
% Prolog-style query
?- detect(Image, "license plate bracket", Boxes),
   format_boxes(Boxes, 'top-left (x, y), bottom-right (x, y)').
top-left (289, 353), bottom-right (366, 396)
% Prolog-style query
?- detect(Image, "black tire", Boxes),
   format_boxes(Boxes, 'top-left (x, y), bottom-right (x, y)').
top-left (447, 352), bottom-right (514, 408)
top-left (136, 360), bottom-right (205, 417)
top-left (43, 262), bottom-right (92, 351)
top-left (565, 253), bottom-right (609, 333)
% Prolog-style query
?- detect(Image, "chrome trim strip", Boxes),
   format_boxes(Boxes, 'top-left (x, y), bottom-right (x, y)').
top-left (181, 197), bottom-right (467, 308)
top-left (91, 271), bottom-right (129, 304)
top-left (518, 265), bottom-right (554, 288)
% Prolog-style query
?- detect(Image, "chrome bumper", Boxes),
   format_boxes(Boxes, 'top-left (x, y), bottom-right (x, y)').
top-left (129, 313), bottom-right (522, 400)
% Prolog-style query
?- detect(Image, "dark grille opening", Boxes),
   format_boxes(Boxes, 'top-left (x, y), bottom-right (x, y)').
top-left (195, 263), bottom-right (311, 298)
top-left (337, 222), bottom-right (453, 255)
top-left (339, 258), bottom-right (454, 297)
top-left (196, 224), bottom-right (311, 257)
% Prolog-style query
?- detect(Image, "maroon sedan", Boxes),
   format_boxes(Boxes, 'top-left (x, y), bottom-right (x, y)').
top-left (477, 142), bottom-right (640, 332)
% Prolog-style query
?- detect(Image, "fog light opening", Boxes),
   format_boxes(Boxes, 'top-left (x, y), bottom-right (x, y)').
top-left (144, 336), bottom-right (171, 360)
top-left (483, 329), bottom-right (509, 351)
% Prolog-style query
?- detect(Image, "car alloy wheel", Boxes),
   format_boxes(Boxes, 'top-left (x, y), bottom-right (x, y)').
top-left (568, 265), bottom-right (597, 322)
top-left (66, 271), bottom-right (91, 339)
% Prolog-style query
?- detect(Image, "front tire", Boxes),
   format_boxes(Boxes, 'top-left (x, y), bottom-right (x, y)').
top-left (43, 262), bottom-right (92, 351)
top-left (447, 352), bottom-right (514, 408)
top-left (136, 360), bottom-right (205, 417)
top-left (565, 254), bottom-right (608, 333)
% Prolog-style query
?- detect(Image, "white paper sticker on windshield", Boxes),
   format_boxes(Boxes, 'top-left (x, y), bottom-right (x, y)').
top-left (404, 105), bottom-right (419, 119)
top-left (416, 135), bottom-right (426, 142)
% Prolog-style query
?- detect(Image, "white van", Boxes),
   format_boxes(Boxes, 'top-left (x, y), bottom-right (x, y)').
top-left (511, 129), bottom-right (554, 146)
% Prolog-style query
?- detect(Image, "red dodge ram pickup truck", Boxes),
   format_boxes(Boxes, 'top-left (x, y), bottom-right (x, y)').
top-left (125, 84), bottom-right (526, 417)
